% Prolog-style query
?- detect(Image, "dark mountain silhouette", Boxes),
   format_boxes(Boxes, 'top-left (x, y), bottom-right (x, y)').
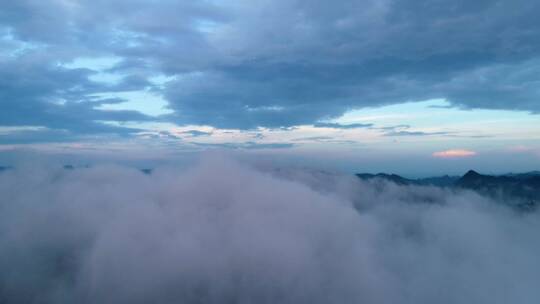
top-left (355, 173), bottom-right (415, 185)
top-left (357, 170), bottom-right (540, 211)
top-left (455, 170), bottom-right (539, 211)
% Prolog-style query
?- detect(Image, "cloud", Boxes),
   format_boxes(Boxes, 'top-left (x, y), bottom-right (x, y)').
top-left (433, 149), bottom-right (477, 158)
top-left (2, 0), bottom-right (540, 135)
top-left (291, 136), bottom-right (356, 144)
top-left (292, 136), bottom-right (334, 141)
top-left (0, 155), bottom-right (539, 303)
top-left (378, 125), bottom-right (475, 138)
top-left (378, 124), bottom-right (411, 131)
top-left (181, 130), bottom-right (212, 137)
top-left (192, 141), bottom-right (294, 150)
top-left (384, 130), bottom-right (450, 137)
top-left (0, 56), bottom-right (154, 143)
top-left (313, 122), bottom-right (373, 129)
top-left (159, 0), bottom-right (540, 128)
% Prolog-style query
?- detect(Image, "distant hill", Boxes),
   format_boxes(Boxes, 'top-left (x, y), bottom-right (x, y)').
top-left (355, 173), bottom-right (415, 186)
top-left (357, 170), bottom-right (540, 211)
top-left (455, 170), bottom-right (539, 210)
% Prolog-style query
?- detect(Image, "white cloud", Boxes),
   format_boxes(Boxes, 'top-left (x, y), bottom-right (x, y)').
top-left (0, 155), bottom-right (538, 303)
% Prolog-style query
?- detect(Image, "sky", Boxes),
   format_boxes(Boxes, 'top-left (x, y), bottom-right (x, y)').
top-left (1, 0), bottom-right (539, 175)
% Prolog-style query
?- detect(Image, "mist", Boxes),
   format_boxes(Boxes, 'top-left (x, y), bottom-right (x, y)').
top-left (0, 155), bottom-right (539, 304)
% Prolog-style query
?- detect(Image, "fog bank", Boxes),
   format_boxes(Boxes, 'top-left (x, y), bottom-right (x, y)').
top-left (0, 156), bottom-right (539, 304)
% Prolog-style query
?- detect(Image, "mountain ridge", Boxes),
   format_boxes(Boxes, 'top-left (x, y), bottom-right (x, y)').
top-left (356, 170), bottom-right (540, 211)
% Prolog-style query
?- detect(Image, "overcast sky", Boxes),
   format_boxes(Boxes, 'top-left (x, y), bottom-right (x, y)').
top-left (1, 0), bottom-right (539, 175)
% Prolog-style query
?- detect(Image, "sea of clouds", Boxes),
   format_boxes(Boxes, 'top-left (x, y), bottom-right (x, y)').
top-left (0, 155), bottom-right (539, 304)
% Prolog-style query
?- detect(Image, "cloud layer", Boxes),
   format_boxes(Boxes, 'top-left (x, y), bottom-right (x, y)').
top-left (0, 155), bottom-right (539, 303)
top-left (1, 0), bottom-right (540, 139)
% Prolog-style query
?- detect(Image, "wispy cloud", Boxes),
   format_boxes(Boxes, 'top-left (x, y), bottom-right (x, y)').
top-left (313, 122), bottom-right (373, 129)
top-left (384, 130), bottom-right (450, 137)
top-left (377, 124), bottom-right (411, 131)
top-left (292, 136), bottom-right (356, 144)
top-left (181, 130), bottom-right (212, 137)
top-left (292, 136), bottom-right (334, 141)
top-left (192, 141), bottom-right (294, 150)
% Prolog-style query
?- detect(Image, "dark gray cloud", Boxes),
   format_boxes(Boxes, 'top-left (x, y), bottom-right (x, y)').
top-left (1, 0), bottom-right (540, 136)
top-left (0, 57), bottom-right (153, 143)
top-left (160, 0), bottom-right (540, 128)
top-left (0, 156), bottom-right (539, 303)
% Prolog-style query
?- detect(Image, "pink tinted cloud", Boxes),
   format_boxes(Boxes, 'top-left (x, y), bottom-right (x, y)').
top-left (432, 149), bottom-right (477, 158)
